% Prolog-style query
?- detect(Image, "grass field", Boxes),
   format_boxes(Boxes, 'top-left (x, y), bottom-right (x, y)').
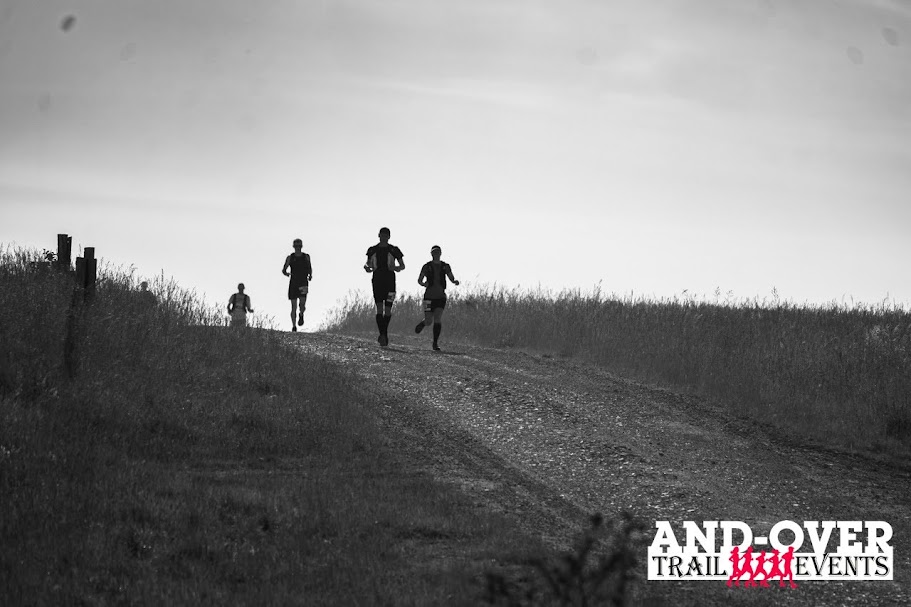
top-left (326, 283), bottom-right (911, 458)
top-left (0, 247), bottom-right (559, 605)
top-left (5, 243), bottom-right (907, 603)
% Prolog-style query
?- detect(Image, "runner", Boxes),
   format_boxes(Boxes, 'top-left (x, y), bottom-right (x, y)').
top-left (138, 281), bottom-right (157, 308)
top-left (414, 245), bottom-right (459, 351)
top-left (364, 227), bottom-right (405, 347)
top-left (227, 283), bottom-right (253, 328)
top-left (282, 238), bottom-right (312, 332)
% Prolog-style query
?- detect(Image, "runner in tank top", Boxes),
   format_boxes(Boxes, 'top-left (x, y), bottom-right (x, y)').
top-left (414, 245), bottom-right (459, 351)
top-left (282, 238), bottom-right (312, 332)
top-left (364, 227), bottom-right (405, 347)
top-left (227, 283), bottom-right (253, 328)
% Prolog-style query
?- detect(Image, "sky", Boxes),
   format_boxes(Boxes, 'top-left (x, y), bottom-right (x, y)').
top-left (2, 0), bottom-right (909, 329)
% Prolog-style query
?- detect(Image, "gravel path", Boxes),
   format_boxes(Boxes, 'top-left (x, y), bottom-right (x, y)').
top-left (284, 331), bottom-right (911, 606)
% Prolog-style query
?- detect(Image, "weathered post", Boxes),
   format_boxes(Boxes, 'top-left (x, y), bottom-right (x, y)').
top-left (56, 233), bottom-right (72, 271)
top-left (84, 247), bottom-right (96, 302)
top-left (66, 241), bottom-right (97, 377)
top-left (75, 256), bottom-right (85, 289)
top-left (65, 236), bottom-right (82, 379)
top-left (64, 239), bottom-right (99, 378)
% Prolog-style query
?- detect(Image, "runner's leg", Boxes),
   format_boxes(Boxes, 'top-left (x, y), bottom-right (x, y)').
top-left (432, 306), bottom-right (444, 349)
top-left (372, 282), bottom-right (386, 343)
top-left (416, 299), bottom-right (432, 333)
top-left (298, 294), bottom-right (307, 327)
top-left (373, 294), bottom-right (386, 344)
top-left (381, 299), bottom-right (393, 345)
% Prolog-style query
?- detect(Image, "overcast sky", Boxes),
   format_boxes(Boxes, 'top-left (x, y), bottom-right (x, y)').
top-left (2, 0), bottom-right (909, 329)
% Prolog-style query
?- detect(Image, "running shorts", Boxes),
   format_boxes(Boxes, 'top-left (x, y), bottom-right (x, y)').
top-left (288, 282), bottom-right (309, 300)
top-left (422, 297), bottom-right (447, 312)
top-left (372, 282), bottom-right (396, 306)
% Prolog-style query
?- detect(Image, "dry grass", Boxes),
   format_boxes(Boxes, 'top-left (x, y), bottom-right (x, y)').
top-left (0, 246), bottom-right (548, 605)
top-left (326, 283), bottom-right (911, 457)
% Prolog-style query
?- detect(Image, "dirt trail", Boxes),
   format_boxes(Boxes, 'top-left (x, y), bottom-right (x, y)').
top-left (284, 331), bottom-right (910, 606)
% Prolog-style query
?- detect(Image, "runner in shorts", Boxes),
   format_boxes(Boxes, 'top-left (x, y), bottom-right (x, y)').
top-left (364, 227), bottom-right (405, 347)
top-left (414, 245), bottom-right (459, 351)
top-left (227, 283), bottom-right (253, 328)
top-left (282, 238), bottom-right (312, 332)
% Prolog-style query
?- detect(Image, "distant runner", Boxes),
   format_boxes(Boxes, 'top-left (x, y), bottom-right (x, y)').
top-left (138, 281), bottom-right (157, 308)
top-left (282, 238), bottom-right (312, 332)
top-left (364, 227), bottom-right (405, 347)
top-left (414, 245), bottom-right (459, 351)
top-left (227, 283), bottom-right (253, 328)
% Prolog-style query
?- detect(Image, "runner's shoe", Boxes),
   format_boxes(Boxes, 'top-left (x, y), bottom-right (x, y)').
top-left (298, 312), bottom-right (304, 326)
top-left (380, 334), bottom-right (389, 347)
top-left (415, 320), bottom-right (425, 334)
top-left (432, 342), bottom-right (440, 351)
top-left (292, 325), bottom-right (297, 332)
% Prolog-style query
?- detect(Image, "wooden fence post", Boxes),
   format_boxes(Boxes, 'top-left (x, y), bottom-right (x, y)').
top-left (62, 236), bottom-right (97, 378)
top-left (56, 233), bottom-right (72, 270)
top-left (84, 247), bottom-right (96, 302)
top-left (75, 257), bottom-right (85, 289)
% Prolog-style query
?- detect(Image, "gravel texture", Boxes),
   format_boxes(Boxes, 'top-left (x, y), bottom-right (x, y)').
top-left (285, 331), bottom-right (911, 606)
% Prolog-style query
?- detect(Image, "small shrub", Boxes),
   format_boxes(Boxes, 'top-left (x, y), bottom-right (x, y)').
top-left (483, 512), bottom-right (645, 607)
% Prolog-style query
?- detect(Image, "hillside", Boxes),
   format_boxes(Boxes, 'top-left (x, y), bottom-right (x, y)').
top-left (287, 330), bottom-right (911, 606)
top-left (3, 249), bottom-right (908, 605)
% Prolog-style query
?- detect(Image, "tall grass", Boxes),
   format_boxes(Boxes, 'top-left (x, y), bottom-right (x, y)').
top-left (0, 246), bottom-right (547, 604)
top-left (326, 283), bottom-right (911, 455)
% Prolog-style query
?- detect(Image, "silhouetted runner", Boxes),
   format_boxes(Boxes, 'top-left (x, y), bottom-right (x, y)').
top-left (781, 546), bottom-right (798, 589)
top-left (282, 239), bottom-right (312, 332)
top-left (727, 546), bottom-right (755, 587)
top-left (727, 547), bottom-right (742, 588)
top-left (364, 227), bottom-right (404, 347)
top-left (227, 283), bottom-right (253, 328)
top-left (753, 550), bottom-right (770, 588)
top-left (766, 549), bottom-right (785, 586)
top-left (414, 245), bottom-right (459, 351)
top-left (739, 546), bottom-right (756, 587)
top-left (138, 281), bottom-right (157, 308)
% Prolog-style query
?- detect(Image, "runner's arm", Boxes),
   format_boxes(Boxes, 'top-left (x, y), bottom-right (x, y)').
top-left (417, 265), bottom-right (428, 287)
top-left (446, 266), bottom-right (460, 286)
top-left (281, 255), bottom-right (291, 276)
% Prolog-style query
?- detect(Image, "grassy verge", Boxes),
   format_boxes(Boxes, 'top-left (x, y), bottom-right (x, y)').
top-left (0, 247), bottom-right (548, 604)
top-left (325, 284), bottom-right (911, 457)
